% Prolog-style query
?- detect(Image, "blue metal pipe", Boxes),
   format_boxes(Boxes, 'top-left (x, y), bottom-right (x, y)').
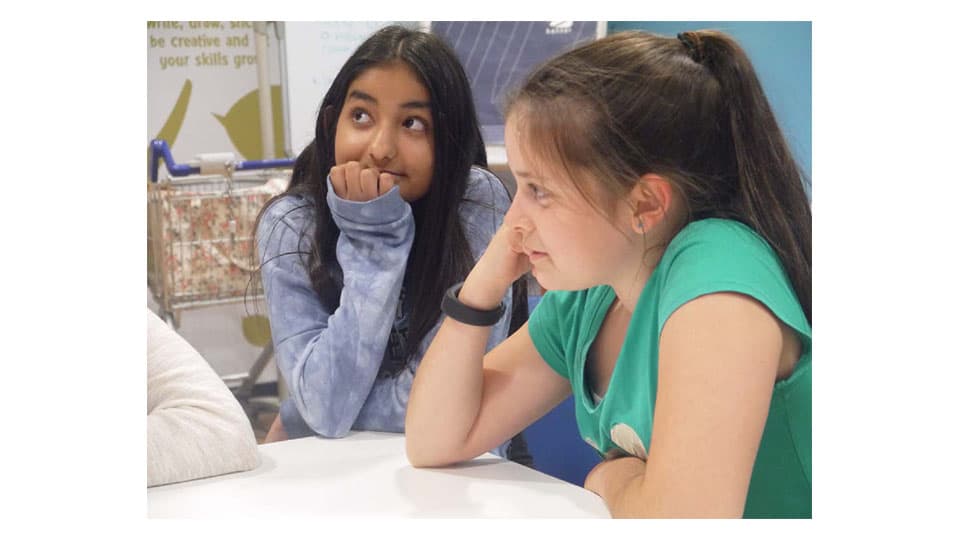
top-left (149, 139), bottom-right (294, 183)
top-left (236, 158), bottom-right (296, 172)
top-left (150, 139), bottom-right (199, 182)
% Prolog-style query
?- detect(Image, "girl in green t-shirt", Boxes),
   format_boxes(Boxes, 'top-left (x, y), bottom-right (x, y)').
top-left (405, 29), bottom-right (812, 518)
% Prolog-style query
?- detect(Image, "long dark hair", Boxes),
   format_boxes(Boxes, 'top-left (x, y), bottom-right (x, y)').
top-left (506, 30), bottom-right (811, 323)
top-left (256, 25), bottom-right (526, 375)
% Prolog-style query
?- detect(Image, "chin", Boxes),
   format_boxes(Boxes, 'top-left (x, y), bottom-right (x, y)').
top-left (530, 267), bottom-right (564, 292)
top-left (531, 265), bottom-right (596, 292)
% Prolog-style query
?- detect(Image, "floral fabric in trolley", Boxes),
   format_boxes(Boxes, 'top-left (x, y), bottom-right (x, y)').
top-left (147, 175), bottom-right (288, 313)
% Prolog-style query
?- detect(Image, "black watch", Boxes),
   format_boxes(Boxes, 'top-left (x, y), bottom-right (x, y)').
top-left (441, 282), bottom-right (505, 326)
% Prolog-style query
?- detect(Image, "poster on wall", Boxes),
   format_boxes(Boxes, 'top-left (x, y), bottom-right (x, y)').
top-left (430, 21), bottom-right (601, 145)
top-left (147, 21), bottom-right (284, 172)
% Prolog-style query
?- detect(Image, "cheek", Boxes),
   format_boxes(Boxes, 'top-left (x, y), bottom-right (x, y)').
top-left (551, 219), bottom-right (615, 260)
top-left (538, 214), bottom-right (577, 247)
top-left (412, 138), bottom-right (434, 173)
top-left (334, 121), bottom-right (363, 164)
top-left (405, 139), bottom-right (434, 183)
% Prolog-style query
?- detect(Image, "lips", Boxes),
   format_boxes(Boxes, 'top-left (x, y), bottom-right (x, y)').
top-left (381, 169), bottom-right (406, 178)
top-left (527, 250), bottom-right (548, 261)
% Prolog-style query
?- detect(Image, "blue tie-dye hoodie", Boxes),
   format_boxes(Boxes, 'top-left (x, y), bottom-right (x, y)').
top-left (257, 167), bottom-right (515, 456)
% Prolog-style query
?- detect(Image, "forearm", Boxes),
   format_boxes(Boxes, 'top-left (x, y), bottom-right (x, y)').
top-left (273, 262), bottom-right (405, 437)
top-left (352, 345), bottom-right (420, 432)
top-left (259, 190), bottom-right (412, 438)
top-left (405, 275), bottom-right (508, 466)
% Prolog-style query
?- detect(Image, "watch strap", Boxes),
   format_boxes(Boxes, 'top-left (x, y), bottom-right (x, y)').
top-left (440, 282), bottom-right (505, 326)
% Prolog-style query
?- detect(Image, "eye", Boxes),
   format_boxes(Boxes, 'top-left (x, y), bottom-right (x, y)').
top-left (403, 116), bottom-right (429, 132)
top-left (527, 183), bottom-right (550, 203)
top-left (350, 109), bottom-right (372, 125)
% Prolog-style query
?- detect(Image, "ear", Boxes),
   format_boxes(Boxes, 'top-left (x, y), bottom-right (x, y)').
top-left (627, 174), bottom-right (673, 234)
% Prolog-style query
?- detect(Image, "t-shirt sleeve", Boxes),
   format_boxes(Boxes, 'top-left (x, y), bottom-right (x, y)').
top-left (657, 221), bottom-right (811, 345)
top-left (526, 290), bottom-right (574, 380)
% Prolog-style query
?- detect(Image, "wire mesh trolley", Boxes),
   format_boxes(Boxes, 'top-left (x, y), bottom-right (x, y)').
top-left (148, 139), bottom-right (294, 414)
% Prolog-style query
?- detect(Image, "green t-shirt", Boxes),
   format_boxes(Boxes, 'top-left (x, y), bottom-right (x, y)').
top-left (528, 218), bottom-right (811, 518)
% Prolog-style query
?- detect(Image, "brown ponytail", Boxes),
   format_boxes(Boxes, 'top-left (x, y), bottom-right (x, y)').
top-left (681, 30), bottom-right (811, 322)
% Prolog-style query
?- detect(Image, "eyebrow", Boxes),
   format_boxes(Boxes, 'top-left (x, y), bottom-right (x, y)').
top-left (346, 90), bottom-right (431, 110)
top-left (513, 170), bottom-right (542, 181)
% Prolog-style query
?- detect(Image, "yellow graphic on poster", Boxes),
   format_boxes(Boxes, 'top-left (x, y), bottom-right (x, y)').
top-left (148, 79), bottom-right (192, 181)
top-left (214, 86), bottom-right (286, 161)
top-left (157, 79), bottom-right (192, 146)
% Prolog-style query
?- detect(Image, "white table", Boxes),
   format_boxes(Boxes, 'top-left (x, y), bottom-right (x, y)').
top-left (148, 431), bottom-right (609, 518)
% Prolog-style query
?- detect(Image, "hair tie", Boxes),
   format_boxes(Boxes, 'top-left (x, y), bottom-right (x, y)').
top-left (677, 32), bottom-right (703, 63)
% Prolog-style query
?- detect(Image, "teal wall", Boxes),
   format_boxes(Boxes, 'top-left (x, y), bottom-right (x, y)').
top-left (608, 21), bottom-right (812, 184)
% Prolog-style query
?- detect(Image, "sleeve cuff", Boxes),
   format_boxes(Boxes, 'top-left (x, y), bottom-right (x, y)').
top-left (326, 176), bottom-right (410, 226)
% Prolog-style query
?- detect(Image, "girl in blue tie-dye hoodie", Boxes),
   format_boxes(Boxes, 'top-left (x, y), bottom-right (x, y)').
top-left (255, 25), bottom-right (529, 463)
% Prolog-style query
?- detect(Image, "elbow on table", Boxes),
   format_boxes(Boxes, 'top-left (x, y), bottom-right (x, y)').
top-left (290, 388), bottom-right (356, 439)
top-left (228, 428), bottom-right (262, 472)
top-left (404, 433), bottom-right (462, 468)
top-left (405, 453), bottom-right (431, 469)
top-left (311, 418), bottom-right (353, 439)
top-left (213, 403), bottom-right (262, 469)
top-left (405, 447), bottom-right (442, 469)
top-left (404, 437), bottom-right (438, 468)
top-left (299, 406), bottom-right (353, 439)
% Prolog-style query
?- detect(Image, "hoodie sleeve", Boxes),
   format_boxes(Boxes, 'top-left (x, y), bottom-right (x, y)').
top-left (257, 180), bottom-right (413, 438)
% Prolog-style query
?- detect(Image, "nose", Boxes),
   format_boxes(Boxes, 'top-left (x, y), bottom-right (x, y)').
top-left (504, 195), bottom-right (534, 234)
top-left (368, 125), bottom-right (398, 166)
